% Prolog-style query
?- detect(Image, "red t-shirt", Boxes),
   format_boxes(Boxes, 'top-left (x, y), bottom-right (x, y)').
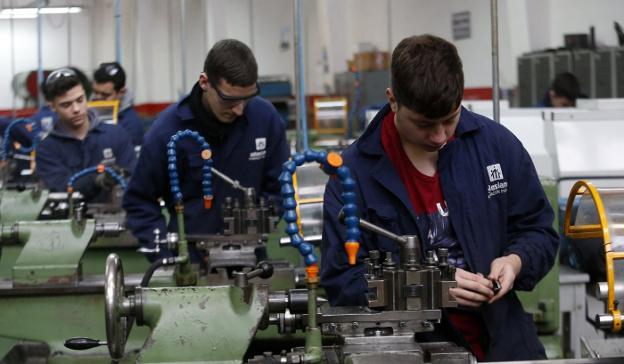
top-left (380, 111), bottom-right (487, 360)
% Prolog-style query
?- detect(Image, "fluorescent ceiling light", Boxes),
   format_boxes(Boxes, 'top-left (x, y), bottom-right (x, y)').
top-left (0, 6), bottom-right (81, 19)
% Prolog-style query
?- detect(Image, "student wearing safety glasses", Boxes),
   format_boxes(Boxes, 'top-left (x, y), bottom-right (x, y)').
top-left (35, 68), bottom-right (136, 201)
top-left (123, 39), bottom-right (289, 262)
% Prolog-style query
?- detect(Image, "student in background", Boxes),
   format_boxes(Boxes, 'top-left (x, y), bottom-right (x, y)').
top-left (92, 62), bottom-right (144, 146)
top-left (539, 72), bottom-right (582, 107)
top-left (36, 68), bottom-right (136, 201)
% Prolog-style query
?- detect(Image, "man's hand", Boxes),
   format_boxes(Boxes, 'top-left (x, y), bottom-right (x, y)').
top-left (449, 268), bottom-right (495, 308)
top-left (487, 254), bottom-right (522, 304)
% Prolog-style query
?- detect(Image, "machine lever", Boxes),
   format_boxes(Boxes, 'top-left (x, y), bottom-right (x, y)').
top-left (338, 209), bottom-right (407, 245)
top-left (247, 260), bottom-right (274, 280)
top-left (233, 261), bottom-right (274, 288)
top-left (137, 247), bottom-right (159, 254)
top-left (338, 209), bottom-right (422, 268)
top-left (64, 337), bottom-right (106, 350)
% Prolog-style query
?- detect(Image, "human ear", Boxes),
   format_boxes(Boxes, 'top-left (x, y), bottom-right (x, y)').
top-left (386, 88), bottom-right (398, 112)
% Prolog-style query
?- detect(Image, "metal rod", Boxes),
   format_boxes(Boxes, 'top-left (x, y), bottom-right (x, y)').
top-left (249, 0), bottom-right (255, 50)
top-left (167, 0), bottom-right (175, 99)
top-left (201, 0), bottom-right (207, 57)
top-left (359, 218), bottom-right (407, 245)
top-left (180, 0), bottom-right (188, 92)
top-left (131, 0), bottom-right (138, 98)
top-left (114, 0), bottom-right (121, 63)
top-left (293, 0), bottom-right (309, 151)
top-left (490, 0), bottom-right (500, 123)
top-left (67, 0), bottom-right (72, 64)
top-left (387, 0), bottom-right (392, 53)
top-left (9, 0), bottom-right (17, 118)
top-left (344, 212), bottom-right (407, 245)
top-left (210, 167), bottom-right (249, 193)
top-left (36, 0), bottom-right (45, 108)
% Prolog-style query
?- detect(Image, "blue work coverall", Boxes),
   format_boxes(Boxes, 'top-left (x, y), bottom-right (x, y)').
top-left (122, 94), bottom-right (289, 261)
top-left (35, 109), bottom-right (136, 195)
top-left (321, 104), bottom-right (559, 361)
top-left (117, 91), bottom-right (144, 146)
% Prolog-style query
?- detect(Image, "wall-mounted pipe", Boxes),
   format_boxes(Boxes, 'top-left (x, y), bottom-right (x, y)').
top-left (9, 0), bottom-right (17, 117)
top-left (490, 0), bottom-right (500, 123)
top-left (180, 0), bottom-right (188, 92)
top-left (293, 0), bottom-right (308, 151)
top-left (387, 0), bottom-right (392, 54)
top-left (114, 0), bottom-right (121, 63)
top-left (36, 0), bottom-right (45, 108)
top-left (66, 0), bottom-right (72, 64)
top-left (249, 0), bottom-right (255, 50)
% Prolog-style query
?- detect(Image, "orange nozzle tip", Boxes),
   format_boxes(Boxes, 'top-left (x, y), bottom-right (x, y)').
top-left (67, 187), bottom-right (74, 194)
top-left (306, 264), bottom-right (319, 279)
top-left (203, 196), bottom-right (213, 209)
top-left (344, 241), bottom-right (360, 266)
top-left (201, 149), bottom-right (212, 160)
top-left (25, 123), bottom-right (33, 132)
top-left (326, 152), bottom-right (343, 168)
top-left (96, 164), bottom-right (105, 173)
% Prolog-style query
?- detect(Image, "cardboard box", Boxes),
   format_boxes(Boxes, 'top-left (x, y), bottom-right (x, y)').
top-left (352, 51), bottom-right (389, 71)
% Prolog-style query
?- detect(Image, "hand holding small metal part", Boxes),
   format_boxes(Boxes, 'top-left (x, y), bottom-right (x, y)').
top-left (491, 279), bottom-right (501, 295)
top-left (449, 268), bottom-right (496, 308)
top-left (487, 254), bottom-right (522, 304)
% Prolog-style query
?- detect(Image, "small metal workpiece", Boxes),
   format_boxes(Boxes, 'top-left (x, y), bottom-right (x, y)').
top-left (491, 279), bottom-right (501, 295)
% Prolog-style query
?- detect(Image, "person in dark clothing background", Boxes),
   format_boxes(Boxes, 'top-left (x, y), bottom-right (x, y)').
top-left (321, 34), bottom-right (559, 361)
top-left (0, 67), bottom-right (92, 183)
top-left (92, 62), bottom-right (144, 146)
top-left (540, 71), bottom-right (582, 107)
top-left (35, 68), bottom-right (136, 201)
top-left (123, 39), bottom-right (289, 263)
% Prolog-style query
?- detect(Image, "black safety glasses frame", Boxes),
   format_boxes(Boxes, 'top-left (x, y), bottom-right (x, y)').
top-left (211, 82), bottom-right (260, 103)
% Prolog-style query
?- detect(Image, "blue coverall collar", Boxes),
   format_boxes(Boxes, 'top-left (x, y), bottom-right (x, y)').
top-left (175, 91), bottom-right (251, 162)
top-left (352, 103), bottom-right (486, 240)
top-left (48, 109), bottom-right (102, 140)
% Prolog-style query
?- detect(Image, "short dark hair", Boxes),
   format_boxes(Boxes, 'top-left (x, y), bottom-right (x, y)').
top-left (203, 39), bottom-right (258, 87)
top-left (42, 67), bottom-right (90, 101)
top-left (93, 62), bottom-right (126, 91)
top-left (551, 72), bottom-right (581, 103)
top-left (44, 68), bottom-right (83, 101)
top-left (391, 34), bottom-right (464, 119)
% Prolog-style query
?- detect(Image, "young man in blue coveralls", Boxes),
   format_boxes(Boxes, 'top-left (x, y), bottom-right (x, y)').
top-left (123, 39), bottom-right (289, 262)
top-left (0, 67), bottom-right (91, 181)
top-left (35, 68), bottom-right (137, 201)
top-left (321, 35), bottom-right (559, 361)
top-left (92, 62), bottom-right (144, 146)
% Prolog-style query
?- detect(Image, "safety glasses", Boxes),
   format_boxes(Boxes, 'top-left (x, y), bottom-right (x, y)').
top-left (211, 82), bottom-right (260, 106)
top-left (45, 68), bottom-right (76, 87)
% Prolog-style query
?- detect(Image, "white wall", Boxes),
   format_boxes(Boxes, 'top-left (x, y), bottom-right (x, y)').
top-left (0, 0), bottom-right (92, 109)
top-left (1, 0), bottom-right (623, 109)
top-left (549, 0), bottom-right (624, 48)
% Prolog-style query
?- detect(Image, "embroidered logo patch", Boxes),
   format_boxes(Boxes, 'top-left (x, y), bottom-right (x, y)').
top-left (255, 138), bottom-right (266, 151)
top-left (487, 163), bottom-right (503, 182)
top-left (486, 163), bottom-right (507, 199)
top-left (102, 148), bottom-right (113, 159)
